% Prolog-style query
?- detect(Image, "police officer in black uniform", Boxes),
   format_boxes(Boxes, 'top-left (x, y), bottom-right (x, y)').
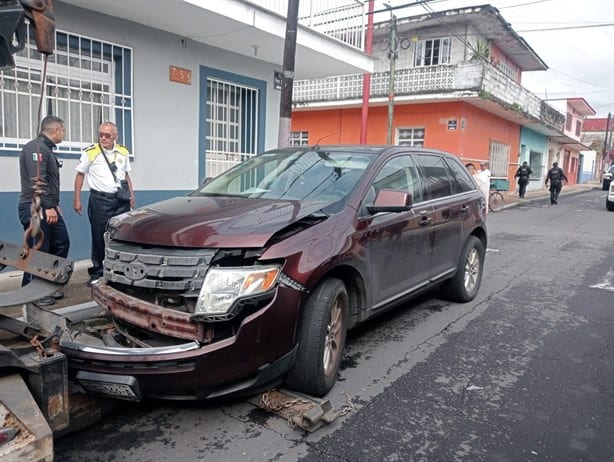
top-left (514, 161), bottom-right (533, 199)
top-left (545, 161), bottom-right (568, 205)
top-left (18, 115), bottom-right (70, 305)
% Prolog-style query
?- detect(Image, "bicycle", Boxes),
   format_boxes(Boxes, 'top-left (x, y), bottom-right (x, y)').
top-left (488, 185), bottom-right (505, 212)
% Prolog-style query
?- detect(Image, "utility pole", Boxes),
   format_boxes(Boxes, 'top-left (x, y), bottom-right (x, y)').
top-left (359, 0), bottom-right (375, 144)
top-left (278, 0), bottom-right (300, 148)
top-left (386, 10), bottom-right (398, 145)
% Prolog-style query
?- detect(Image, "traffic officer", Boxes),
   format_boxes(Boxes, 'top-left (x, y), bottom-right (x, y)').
top-left (73, 121), bottom-right (135, 286)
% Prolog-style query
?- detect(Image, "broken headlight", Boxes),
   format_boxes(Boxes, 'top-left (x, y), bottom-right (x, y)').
top-left (194, 265), bottom-right (281, 318)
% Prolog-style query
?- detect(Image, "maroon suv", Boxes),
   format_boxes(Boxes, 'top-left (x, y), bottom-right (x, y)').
top-left (62, 145), bottom-right (487, 401)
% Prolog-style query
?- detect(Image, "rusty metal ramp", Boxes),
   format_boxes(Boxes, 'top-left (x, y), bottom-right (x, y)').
top-left (248, 389), bottom-right (354, 432)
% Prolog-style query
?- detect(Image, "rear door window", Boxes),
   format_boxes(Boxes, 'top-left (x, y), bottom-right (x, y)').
top-left (445, 157), bottom-right (476, 193)
top-left (414, 154), bottom-right (455, 200)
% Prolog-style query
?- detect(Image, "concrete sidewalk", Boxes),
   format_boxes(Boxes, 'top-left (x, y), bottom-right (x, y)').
top-left (0, 181), bottom-right (601, 313)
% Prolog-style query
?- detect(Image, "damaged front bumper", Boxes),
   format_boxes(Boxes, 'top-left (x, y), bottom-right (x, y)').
top-left (36, 283), bottom-right (303, 401)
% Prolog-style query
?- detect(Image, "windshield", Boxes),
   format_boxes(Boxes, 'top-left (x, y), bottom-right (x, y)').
top-left (195, 149), bottom-right (373, 201)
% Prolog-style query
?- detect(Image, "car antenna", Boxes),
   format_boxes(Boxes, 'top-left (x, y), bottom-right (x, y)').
top-left (313, 133), bottom-right (338, 150)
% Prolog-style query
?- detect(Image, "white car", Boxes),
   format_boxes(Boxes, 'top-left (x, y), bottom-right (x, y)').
top-left (602, 165), bottom-right (614, 190)
top-left (607, 180), bottom-right (614, 211)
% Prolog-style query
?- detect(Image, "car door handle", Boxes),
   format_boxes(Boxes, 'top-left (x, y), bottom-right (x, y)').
top-left (460, 205), bottom-right (469, 213)
top-left (419, 216), bottom-right (432, 226)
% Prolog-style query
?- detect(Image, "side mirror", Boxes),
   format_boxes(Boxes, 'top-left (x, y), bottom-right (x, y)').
top-left (367, 189), bottom-right (413, 214)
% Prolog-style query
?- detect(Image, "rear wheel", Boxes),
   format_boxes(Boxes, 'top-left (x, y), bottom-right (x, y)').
top-left (441, 236), bottom-right (484, 303)
top-left (602, 180), bottom-right (609, 191)
top-left (489, 191), bottom-right (505, 212)
top-left (285, 278), bottom-right (348, 397)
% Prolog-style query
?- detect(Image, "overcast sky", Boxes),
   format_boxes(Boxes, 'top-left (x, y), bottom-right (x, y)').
top-left (385, 0), bottom-right (614, 118)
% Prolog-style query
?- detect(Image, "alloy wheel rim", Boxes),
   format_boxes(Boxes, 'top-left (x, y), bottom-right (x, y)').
top-left (323, 297), bottom-right (344, 376)
top-left (464, 248), bottom-right (480, 293)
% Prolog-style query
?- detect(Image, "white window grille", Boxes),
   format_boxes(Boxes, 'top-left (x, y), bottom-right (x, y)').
top-left (290, 131), bottom-right (309, 146)
top-left (396, 127), bottom-right (425, 147)
top-left (0, 25), bottom-right (133, 154)
top-left (413, 38), bottom-right (451, 67)
top-left (206, 78), bottom-right (259, 177)
top-left (488, 140), bottom-right (510, 178)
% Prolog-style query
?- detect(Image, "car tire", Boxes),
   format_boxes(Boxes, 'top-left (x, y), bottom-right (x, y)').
top-left (607, 199), bottom-right (614, 212)
top-left (441, 236), bottom-right (484, 303)
top-left (603, 180), bottom-right (609, 191)
top-left (285, 278), bottom-right (348, 397)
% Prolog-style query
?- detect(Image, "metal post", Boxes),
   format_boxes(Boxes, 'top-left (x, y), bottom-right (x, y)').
top-left (386, 12), bottom-right (398, 145)
top-left (602, 113), bottom-right (612, 176)
top-left (359, 0), bottom-right (374, 144)
top-left (278, 0), bottom-right (300, 149)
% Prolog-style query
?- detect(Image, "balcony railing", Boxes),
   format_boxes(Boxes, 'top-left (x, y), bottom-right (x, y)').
top-left (293, 61), bottom-right (564, 132)
top-left (248, 0), bottom-right (365, 49)
top-left (293, 65), bottom-right (457, 103)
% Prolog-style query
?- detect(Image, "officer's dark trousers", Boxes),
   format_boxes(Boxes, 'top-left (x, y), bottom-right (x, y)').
top-left (18, 202), bottom-right (70, 286)
top-left (549, 181), bottom-right (562, 204)
top-left (88, 190), bottom-right (130, 279)
top-left (518, 179), bottom-right (528, 198)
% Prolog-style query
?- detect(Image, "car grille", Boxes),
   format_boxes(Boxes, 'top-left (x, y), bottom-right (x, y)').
top-left (103, 238), bottom-right (216, 293)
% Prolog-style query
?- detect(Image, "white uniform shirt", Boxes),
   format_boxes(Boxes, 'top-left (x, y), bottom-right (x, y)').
top-left (476, 168), bottom-right (491, 212)
top-left (476, 168), bottom-right (491, 196)
top-left (75, 144), bottom-right (132, 193)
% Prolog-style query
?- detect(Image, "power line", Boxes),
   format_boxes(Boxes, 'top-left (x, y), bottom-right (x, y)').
top-left (498, 0), bottom-right (556, 9)
top-left (517, 23), bottom-right (614, 33)
top-left (530, 68), bottom-right (613, 91)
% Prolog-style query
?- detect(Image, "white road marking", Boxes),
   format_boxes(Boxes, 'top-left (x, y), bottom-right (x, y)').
top-left (486, 248), bottom-right (500, 252)
top-left (590, 270), bottom-right (614, 292)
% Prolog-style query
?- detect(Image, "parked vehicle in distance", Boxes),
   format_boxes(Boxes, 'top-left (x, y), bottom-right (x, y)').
top-left (602, 165), bottom-right (614, 191)
top-left (62, 145), bottom-right (487, 401)
top-left (607, 179), bottom-right (614, 211)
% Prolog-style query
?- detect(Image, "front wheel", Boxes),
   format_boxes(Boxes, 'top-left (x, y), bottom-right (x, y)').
top-left (285, 278), bottom-right (349, 397)
top-left (489, 191), bottom-right (505, 212)
top-left (607, 199), bottom-right (614, 212)
top-left (441, 236), bottom-right (485, 303)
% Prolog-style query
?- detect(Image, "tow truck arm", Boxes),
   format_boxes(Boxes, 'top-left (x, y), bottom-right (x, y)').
top-left (0, 4), bottom-right (73, 460)
top-left (0, 0), bottom-right (55, 69)
top-left (0, 0), bottom-right (64, 304)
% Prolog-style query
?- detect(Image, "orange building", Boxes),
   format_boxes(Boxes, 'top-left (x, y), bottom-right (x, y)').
top-left (293, 101), bottom-right (520, 188)
top-left (291, 5), bottom-right (570, 194)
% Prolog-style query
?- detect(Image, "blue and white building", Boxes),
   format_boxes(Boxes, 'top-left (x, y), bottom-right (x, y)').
top-left (0, 0), bottom-right (372, 259)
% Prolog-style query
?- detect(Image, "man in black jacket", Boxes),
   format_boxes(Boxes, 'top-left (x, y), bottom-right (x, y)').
top-left (545, 161), bottom-right (568, 205)
top-left (18, 115), bottom-right (70, 305)
top-left (514, 161), bottom-right (533, 198)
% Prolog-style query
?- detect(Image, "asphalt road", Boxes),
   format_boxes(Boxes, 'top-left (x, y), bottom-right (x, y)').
top-left (54, 189), bottom-right (614, 462)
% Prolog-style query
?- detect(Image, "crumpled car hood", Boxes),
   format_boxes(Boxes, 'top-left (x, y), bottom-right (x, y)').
top-left (107, 195), bottom-right (328, 248)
